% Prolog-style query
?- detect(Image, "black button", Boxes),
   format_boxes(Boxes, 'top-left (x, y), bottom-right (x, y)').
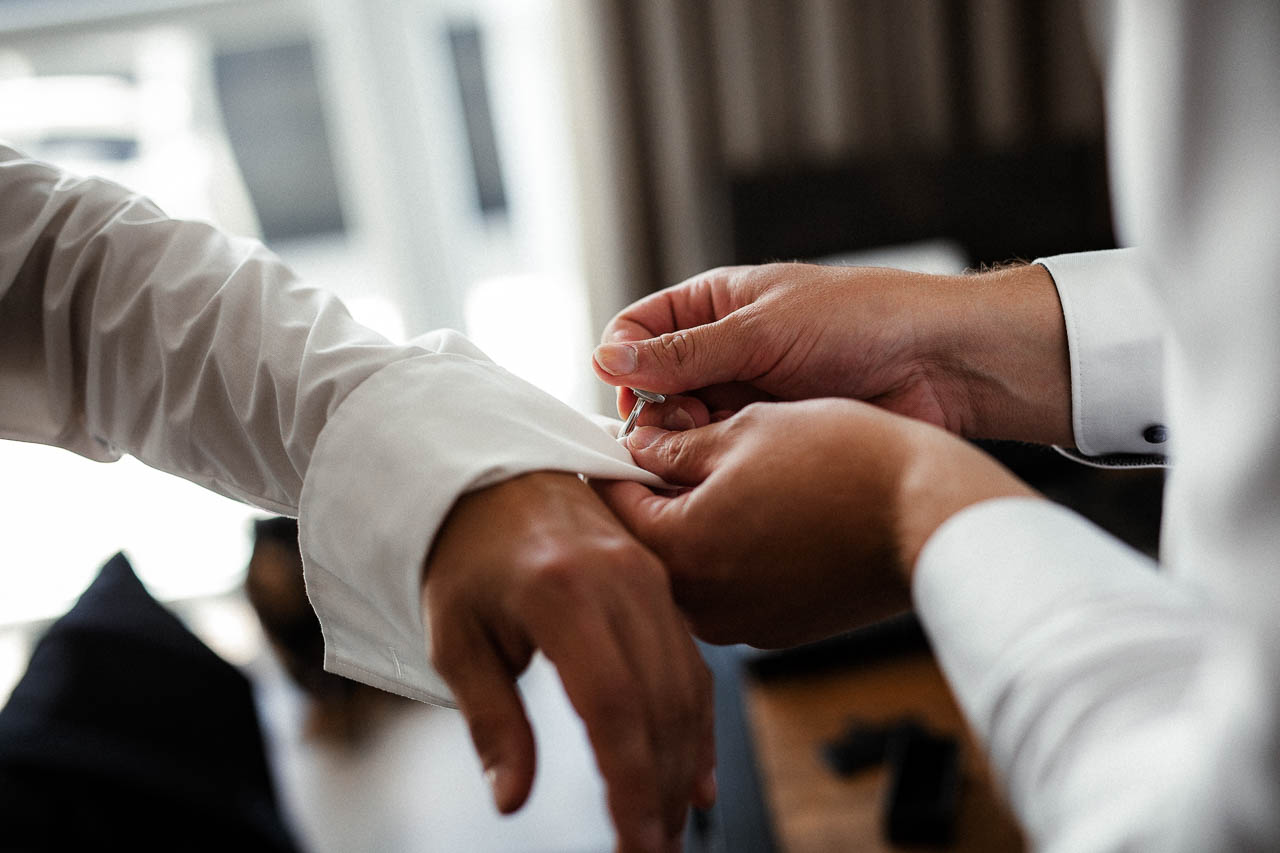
top-left (1143, 424), bottom-right (1169, 444)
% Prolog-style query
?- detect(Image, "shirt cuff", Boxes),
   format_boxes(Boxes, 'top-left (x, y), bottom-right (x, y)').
top-left (1036, 249), bottom-right (1169, 458)
top-left (297, 329), bottom-right (660, 706)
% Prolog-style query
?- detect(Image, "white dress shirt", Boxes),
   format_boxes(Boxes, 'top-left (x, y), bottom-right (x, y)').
top-left (915, 2), bottom-right (1280, 850)
top-left (0, 145), bottom-right (658, 706)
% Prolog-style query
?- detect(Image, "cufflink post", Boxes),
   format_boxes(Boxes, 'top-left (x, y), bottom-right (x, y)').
top-left (619, 389), bottom-right (667, 440)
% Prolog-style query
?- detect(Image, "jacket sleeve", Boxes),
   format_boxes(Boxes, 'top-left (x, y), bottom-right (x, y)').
top-left (0, 146), bottom-right (659, 704)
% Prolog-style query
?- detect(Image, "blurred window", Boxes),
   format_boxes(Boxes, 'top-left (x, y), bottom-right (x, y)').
top-left (447, 22), bottom-right (506, 217)
top-left (214, 41), bottom-right (346, 241)
top-left (0, 0), bottom-right (596, 704)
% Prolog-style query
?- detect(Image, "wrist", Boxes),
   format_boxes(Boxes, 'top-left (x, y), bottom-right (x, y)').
top-left (893, 423), bottom-right (1039, 581)
top-left (927, 264), bottom-right (1073, 445)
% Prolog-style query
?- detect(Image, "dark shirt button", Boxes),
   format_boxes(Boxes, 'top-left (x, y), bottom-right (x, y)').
top-left (1143, 424), bottom-right (1169, 444)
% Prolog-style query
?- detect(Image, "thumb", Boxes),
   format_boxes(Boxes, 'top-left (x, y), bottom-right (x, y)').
top-left (593, 315), bottom-right (749, 393)
top-left (591, 479), bottom-right (674, 545)
top-left (432, 620), bottom-right (537, 814)
top-left (624, 424), bottom-right (724, 486)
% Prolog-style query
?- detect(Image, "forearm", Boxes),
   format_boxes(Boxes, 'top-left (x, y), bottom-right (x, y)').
top-left (917, 249), bottom-right (1170, 460)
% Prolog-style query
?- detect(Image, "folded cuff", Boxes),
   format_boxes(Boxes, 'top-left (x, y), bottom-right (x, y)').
top-left (298, 331), bottom-right (660, 705)
top-left (1037, 249), bottom-right (1168, 459)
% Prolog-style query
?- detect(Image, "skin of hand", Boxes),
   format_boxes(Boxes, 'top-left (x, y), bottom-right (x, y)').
top-left (423, 471), bottom-right (716, 853)
top-left (593, 400), bottom-right (1037, 649)
top-left (592, 262), bottom-right (1073, 446)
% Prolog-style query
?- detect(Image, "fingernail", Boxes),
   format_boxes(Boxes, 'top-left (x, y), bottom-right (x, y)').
top-left (662, 407), bottom-right (696, 431)
top-left (627, 426), bottom-right (665, 450)
top-left (485, 765), bottom-right (514, 812)
top-left (594, 343), bottom-right (637, 376)
top-left (484, 767), bottom-right (499, 799)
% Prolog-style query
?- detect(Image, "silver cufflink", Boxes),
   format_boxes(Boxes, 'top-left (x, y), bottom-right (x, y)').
top-left (618, 389), bottom-right (667, 440)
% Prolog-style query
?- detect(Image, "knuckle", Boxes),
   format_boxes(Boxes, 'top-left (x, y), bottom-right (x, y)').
top-left (592, 533), bottom-right (664, 582)
top-left (655, 330), bottom-right (694, 367)
top-left (654, 430), bottom-right (697, 473)
top-left (520, 547), bottom-right (584, 604)
top-left (520, 537), bottom-right (663, 609)
top-left (733, 401), bottom-right (773, 430)
top-left (598, 533), bottom-right (648, 565)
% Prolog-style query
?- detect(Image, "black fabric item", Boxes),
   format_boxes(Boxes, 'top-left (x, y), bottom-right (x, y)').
top-left (821, 719), bottom-right (894, 777)
top-left (883, 722), bottom-right (961, 846)
top-left (0, 553), bottom-right (301, 851)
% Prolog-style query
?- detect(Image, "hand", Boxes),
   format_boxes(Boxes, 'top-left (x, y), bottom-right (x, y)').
top-left (593, 401), bottom-right (1036, 648)
top-left (423, 471), bottom-right (716, 852)
top-left (593, 263), bottom-right (1072, 445)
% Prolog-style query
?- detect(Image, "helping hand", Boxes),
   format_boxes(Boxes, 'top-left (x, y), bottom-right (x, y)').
top-left (593, 263), bottom-right (1072, 446)
top-left (594, 400), bottom-right (1036, 648)
top-left (423, 471), bottom-right (716, 853)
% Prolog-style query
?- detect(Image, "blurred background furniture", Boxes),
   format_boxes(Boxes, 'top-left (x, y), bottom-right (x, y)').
top-left (740, 618), bottom-right (1026, 852)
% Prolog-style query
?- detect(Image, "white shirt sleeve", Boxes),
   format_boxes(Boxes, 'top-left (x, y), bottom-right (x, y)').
top-left (912, 2), bottom-right (1280, 849)
top-left (0, 146), bottom-right (659, 705)
top-left (913, 499), bottom-right (1206, 850)
top-left (1035, 249), bottom-right (1168, 461)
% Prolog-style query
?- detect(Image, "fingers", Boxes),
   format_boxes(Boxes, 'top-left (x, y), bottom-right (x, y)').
top-left (603, 314), bottom-right (662, 346)
top-left (591, 480), bottom-right (677, 548)
top-left (618, 382), bottom-right (770, 427)
top-left (609, 581), bottom-right (716, 840)
top-left (601, 267), bottom-right (742, 346)
top-left (628, 394), bottom-right (712, 431)
top-left (694, 382), bottom-right (775, 416)
top-left (525, 599), bottom-right (670, 852)
top-left (430, 615), bottom-right (537, 814)
top-left (593, 314), bottom-right (751, 395)
top-left (431, 473), bottom-right (717, 851)
top-left (623, 424), bottom-right (725, 486)
top-left (515, 528), bottom-right (715, 852)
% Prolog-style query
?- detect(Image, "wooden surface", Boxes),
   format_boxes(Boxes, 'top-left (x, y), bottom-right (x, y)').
top-left (743, 649), bottom-right (1026, 853)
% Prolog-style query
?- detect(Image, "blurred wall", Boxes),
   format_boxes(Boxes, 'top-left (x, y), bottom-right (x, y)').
top-left (567, 0), bottom-right (1109, 337)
